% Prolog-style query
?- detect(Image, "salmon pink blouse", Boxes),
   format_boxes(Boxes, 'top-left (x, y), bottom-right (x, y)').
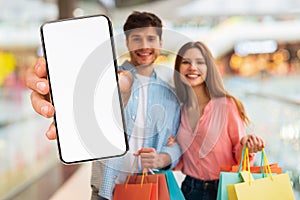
top-left (176, 97), bottom-right (254, 180)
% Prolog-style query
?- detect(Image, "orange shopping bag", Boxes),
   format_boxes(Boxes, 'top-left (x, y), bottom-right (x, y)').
top-left (113, 168), bottom-right (158, 200)
top-left (230, 163), bottom-right (282, 174)
top-left (221, 148), bottom-right (282, 174)
top-left (129, 147), bottom-right (169, 200)
top-left (129, 172), bottom-right (169, 200)
top-left (113, 151), bottom-right (159, 200)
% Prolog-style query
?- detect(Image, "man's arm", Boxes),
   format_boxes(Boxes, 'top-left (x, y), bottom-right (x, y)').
top-left (159, 101), bottom-right (182, 169)
top-left (139, 100), bottom-right (182, 169)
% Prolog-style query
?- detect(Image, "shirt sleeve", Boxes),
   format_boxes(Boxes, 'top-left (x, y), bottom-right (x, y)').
top-left (99, 159), bottom-right (123, 199)
top-left (160, 100), bottom-right (182, 169)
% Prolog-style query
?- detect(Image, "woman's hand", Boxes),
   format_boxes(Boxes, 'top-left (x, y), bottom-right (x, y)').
top-left (240, 135), bottom-right (265, 153)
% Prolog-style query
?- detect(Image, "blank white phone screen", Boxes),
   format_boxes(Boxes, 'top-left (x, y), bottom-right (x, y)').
top-left (41, 15), bottom-right (128, 164)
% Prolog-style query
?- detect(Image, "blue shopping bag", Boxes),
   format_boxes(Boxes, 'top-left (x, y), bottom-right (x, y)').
top-left (156, 170), bottom-right (185, 200)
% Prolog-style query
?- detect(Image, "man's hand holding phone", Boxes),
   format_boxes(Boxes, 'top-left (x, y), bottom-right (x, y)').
top-left (26, 57), bottom-right (134, 140)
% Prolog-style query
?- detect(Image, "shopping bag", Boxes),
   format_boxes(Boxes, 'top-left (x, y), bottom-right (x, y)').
top-left (221, 163), bottom-right (282, 174)
top-left (113, 155), bottom-right (158, 200)
top-left (217, 171), bottom-right (268, 200)
top-left (230, 163), bottom-right (282, 174)
top-left (129, 172), bottom-right (169, 200)
top-left (217, 147), bottom-right (269, 200)
top-left (113, 182), bottom-right (156, 200)
top-left (113, 168), bottom-right (158, 200)
top-left (221, 148), bottom-right (282, 174)
top-left (231, 173), bottom-right (295, 200)
top-left (156, 170), bottom-right (185, 200)
top-left (227, 148), bottom-right (295, 200)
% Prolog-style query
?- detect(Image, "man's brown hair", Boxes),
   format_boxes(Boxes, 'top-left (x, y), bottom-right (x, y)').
top-left (123, 11), bottom-right (163, 39)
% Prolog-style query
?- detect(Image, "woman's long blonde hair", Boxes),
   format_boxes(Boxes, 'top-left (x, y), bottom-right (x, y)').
top-left (173, 41), bottom-right (250, 125)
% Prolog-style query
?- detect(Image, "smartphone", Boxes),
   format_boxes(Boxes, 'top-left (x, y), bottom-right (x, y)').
top-left (40, 15), bottom-right (128, 164)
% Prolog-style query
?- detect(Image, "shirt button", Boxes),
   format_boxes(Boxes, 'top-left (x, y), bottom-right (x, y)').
top-left (132, 115), bottom-right (135, 120)
top-left (134, 95), bottom-right (138, 99)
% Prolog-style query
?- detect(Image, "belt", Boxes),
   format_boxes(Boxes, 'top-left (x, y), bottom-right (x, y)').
top-left (185, 175), bottom-right (219, 190)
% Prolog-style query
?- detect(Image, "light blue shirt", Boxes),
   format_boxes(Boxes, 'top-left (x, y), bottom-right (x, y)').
top-left (99, 61), bottom-right (181, 199)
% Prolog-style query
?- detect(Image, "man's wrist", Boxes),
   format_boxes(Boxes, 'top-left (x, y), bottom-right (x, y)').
top-left (121, 91), bottom-right (131, 108)
top-left (157, 153), bottom-right (171, 169)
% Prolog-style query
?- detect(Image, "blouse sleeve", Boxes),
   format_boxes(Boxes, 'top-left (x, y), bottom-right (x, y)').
top-left (172, 157), bottom-right (183, 171)
top-left (227, 98), bottom-right (248, 164)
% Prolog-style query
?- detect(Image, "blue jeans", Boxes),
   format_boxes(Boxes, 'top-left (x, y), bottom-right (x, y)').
top-left (181, 175), bottom-right (219, 200)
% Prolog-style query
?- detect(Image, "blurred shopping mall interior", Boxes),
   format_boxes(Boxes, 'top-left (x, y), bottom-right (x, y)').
top-left (1, 0), bottom-right (300, 199)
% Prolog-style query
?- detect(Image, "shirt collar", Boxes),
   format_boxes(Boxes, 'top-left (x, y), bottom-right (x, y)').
top-left (121, 60), bottom-right (157, 80)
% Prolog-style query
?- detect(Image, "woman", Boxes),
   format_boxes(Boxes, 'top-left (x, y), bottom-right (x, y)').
top-left (172, 41), bottom-right (265, 200)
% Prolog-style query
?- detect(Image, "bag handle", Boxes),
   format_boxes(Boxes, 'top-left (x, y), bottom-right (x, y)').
top-left (125, 152), bottom-right (152, 188)
top-left (238, 146), bottom-right (250, 172)
top-left (125, 155), bottom-right (138, 187)
top-left (238, 146), bottom-right (272, 173)
top-left (262, 148), bottom-right (273, 179)
top-left (243, 148), bottom-right (274, 185)
top-left (243, 147), bottom-right (250, 171)
top-left (242, 147), bottom-right (253, 184)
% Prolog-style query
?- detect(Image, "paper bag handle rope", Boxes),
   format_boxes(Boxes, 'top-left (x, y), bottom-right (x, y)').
top-left (249, 148), bottom-right (273, 179)
top-left (125, 153), bottom-right (150, 188)
top-left (238, 147), bottom-right (273, 173)
top-left (244, 148), bottom-right (274, 185)
top-left (244, 147), bottom-right (253, 184)
top-left (237, 146), bottom-right (250, 172)
top-left (262, 148), bottom-right (273, 179)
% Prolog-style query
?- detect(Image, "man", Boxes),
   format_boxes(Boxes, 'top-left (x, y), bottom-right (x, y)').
top-left (26, 11), bottom-right (181, 200)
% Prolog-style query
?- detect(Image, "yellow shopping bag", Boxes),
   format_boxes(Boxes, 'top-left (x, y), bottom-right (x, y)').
top-left (233, 173), bottom-right (295, 200)
top-left (227, 148), bottom-right (295, 200)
